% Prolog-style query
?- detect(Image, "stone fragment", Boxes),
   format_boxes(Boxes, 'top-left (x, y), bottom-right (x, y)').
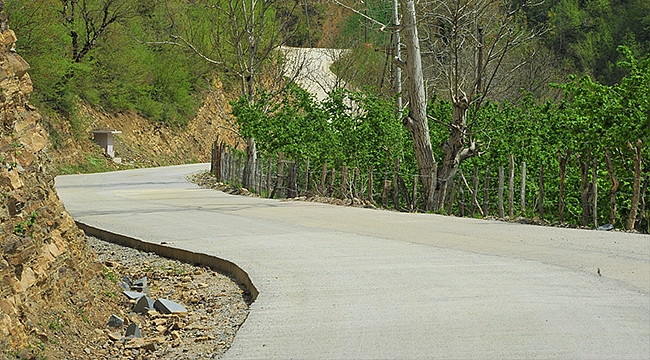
top-left (107, 332), bottom-right (122, 341)
top-left (125, 323), bottom-right (142, 339)
top-left (107, 315), bottom-right (124, 328)
top-left (131, 277), bottom-right (147, 290)
top-left (133, 295), bottom-right (155, 314)
top-left (104, 260), bottom-right (119, 268)
top-left (154, 298), bottom-right (187, 314)
top-left (597, 223), bottom-right (614, 231)
top-left (124, 338), bottom-right (145, 349)
top-left (123, 291), bottom-right (145, 300)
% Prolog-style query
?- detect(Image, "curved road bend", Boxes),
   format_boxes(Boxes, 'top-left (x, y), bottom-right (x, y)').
top-left (56, 164), bottom-right (649, 359)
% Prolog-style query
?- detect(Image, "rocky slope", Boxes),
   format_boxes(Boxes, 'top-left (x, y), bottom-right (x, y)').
top-left (0, 1), bottom-right (123, 355)
top-left (48, 78), bottom-right (240, 174)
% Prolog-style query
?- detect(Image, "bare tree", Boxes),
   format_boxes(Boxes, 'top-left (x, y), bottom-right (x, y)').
top-left (147, 0), bottom-right (306, 189)
top-left (332, 0), bottom-right (543, 211)
top-left (419, 0), bottom-right (544, 209)
top-left (60, 0), bottom-right (133, 63)
top-left (332, 0), bottom-right (437, 209)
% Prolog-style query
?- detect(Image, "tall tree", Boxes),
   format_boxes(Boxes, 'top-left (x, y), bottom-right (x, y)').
top-left (149, 0), bottom-right (303, 189)
top-left (419, 0), bottom-right (542, 210)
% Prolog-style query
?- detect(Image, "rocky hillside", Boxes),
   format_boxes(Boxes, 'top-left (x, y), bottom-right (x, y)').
top-left (48, 78), bottom-right (238, 174)
top-left (0, 2), bottom-right (122, 357)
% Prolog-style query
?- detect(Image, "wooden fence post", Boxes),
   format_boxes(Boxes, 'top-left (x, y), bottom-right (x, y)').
top-left (353, 167), bottom-right (359, 200)
top-left (266, 159), bottom-right (272, 198)
top-left (412, 175), bottom-right (419, 212)
top-left (508, 155), bottom-right (514, 218)
top-left (382, 180), bottom-right (391, 208)
top-left (237, 152), bottom-right (244, 186)
top-left (483, 165), bottom-right (490, 217)
top-left (367, 166), bottom-right (374, 203)
top-left (626, 140), bottom-right (642, 230)
top-left (458, 170), bottom-right (465, 217)
top-left (605, 148), bottom-right (619, 226)
top-left (304, 157), bottom-right (310, 195)
top-left (498, 166), bottom-right (505, 218)
top-left (329, 168), bottom-right (336, 197)
top-left (471, 166), bottom-right (478, 217)
top-left (341, 166), bottom-right (349, 200)
top-left (393, 158), bottom-right (400, 210)
top-left (257, 157), bottom-right (263, 196)
top-left (520, 161), bottom-right (526, 215)
top-left (539, 165), bottom-right (545, 221)
top-left (592, 162), bottom-right (597, 228)
top-left (577, 153), bottom-right (591, 226)
top-left (271, 152), bottom-right (285, 199)
top-left (447, 175), bottom-right (457, 215)
top-left (230, 151), bottom-right (236, 185)
top-left (320, 163), bottom-right (328, 196)
top-left (558, 151), bottom-right (570, 224)
top-left (639, 174), bottom-right (648, 231)
top-left (210, 138), bottom-right (219, 178)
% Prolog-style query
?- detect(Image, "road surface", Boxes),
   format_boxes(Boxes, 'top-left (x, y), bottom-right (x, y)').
top-left (56, 164), bottom-right (649, 359)
top-left (281, 47), bottom-right (347, 101)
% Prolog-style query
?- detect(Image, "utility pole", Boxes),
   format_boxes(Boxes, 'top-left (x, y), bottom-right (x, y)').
top-left (392, 0), bottom-right (402, 111)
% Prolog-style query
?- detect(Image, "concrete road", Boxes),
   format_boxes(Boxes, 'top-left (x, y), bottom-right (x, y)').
top-left (56, 164), bottom-right (649, 359)
top-left (281, 47), bottom-right (347, 102)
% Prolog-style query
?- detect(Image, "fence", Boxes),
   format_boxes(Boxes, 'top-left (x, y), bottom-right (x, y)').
top-left (210, 139), bottom-right (649, 233)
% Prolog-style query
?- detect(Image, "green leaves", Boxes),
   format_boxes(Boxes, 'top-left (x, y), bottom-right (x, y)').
top-left (232, 86), bottom-right (412, 172)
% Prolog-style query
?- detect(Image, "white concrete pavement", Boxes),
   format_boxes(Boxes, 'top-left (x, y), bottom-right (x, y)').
top-left (55, 164), bottom-right (650, 359)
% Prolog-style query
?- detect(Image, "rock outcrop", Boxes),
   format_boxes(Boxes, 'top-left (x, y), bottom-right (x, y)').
top-left (0, 2), bottom-right (113, 355)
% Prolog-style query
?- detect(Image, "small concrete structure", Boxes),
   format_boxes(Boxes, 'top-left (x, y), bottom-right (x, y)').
top-left (92, 129), bottom-right (121, 159)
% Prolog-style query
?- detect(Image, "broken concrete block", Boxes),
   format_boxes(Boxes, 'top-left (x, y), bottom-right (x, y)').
top-left (131, 277), bottom-right (147, 290)
top-left (125, 323), bottom-right (142, 339)
top-left (154, 298), bottom-right (187, 314)
top-left (123, 291), bottom-right (145, 300)
top-left (107, 314), bottom-right (124, 328)
top-left (133, 295), bottom-right (155, 314)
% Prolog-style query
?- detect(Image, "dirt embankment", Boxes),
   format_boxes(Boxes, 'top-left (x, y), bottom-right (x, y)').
top-left (48, 79), bottom-right (242, 174)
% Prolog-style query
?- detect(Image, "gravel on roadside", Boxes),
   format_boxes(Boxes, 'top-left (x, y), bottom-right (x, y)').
top-left (87, 236), bottom-right (250, 359)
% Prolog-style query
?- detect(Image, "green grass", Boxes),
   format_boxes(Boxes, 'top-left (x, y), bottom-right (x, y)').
top-left (56, 153), bottom-right (118, 175)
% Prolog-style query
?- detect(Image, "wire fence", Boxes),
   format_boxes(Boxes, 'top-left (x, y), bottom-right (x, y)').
top-left (210, 140), bottom-right (649, 234)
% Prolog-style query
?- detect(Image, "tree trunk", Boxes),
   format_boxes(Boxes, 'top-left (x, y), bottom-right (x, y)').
top-left (435, 95), bottom-right (476, 211)
top-left (399, 0), bottom-right (436, 211)
top-left (577, 152), bottom-right (592, 227)
top-left (558, 150), bottom-right (571, 224)
top-left (242, 137), bottom-right (257, 190)
top-left (604, 147), bottom-right (619, 226)
top-left (626, 140), bottom-right (642, 230)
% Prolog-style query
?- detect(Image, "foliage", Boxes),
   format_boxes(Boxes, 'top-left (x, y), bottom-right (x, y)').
top-left (535, 0), bottom-right (650, 84)
top-left (446, 47), bottom-right (649, 228)
top-left (232, 85), bottom-right (414, 173)
top-left (6, 0), bottom-right (208, 127)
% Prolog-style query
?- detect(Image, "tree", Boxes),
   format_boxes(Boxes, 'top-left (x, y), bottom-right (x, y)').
top-left (333, 0), bottom-right (437, 208)
top-left (148, 0), bottom-right (304, 189)
top-left (418, 0), bottom-right (543, 210)
top-left (60, 0), bottom-right (133, 63)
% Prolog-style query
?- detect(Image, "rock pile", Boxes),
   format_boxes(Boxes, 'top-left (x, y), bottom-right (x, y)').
top-left (89, 236), bottom-right (250, 359)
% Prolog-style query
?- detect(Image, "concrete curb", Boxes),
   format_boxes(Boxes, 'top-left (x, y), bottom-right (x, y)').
top-left (76, 221), bottom-right (259, 302)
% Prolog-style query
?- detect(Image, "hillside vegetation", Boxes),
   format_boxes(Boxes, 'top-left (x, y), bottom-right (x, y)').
top-left (4, 0), bottom-right (649, 230)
